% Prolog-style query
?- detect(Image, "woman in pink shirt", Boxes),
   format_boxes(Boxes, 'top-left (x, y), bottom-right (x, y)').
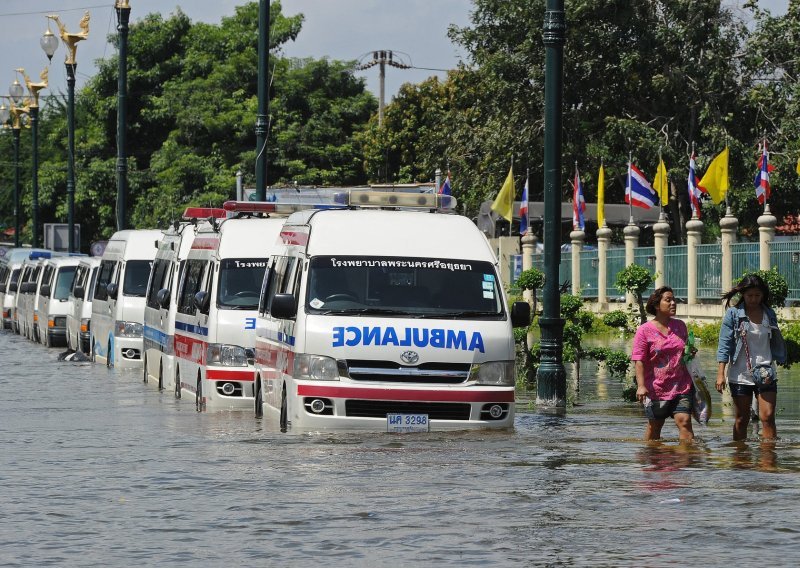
top-left (631, 286), bottom-right (694, 441)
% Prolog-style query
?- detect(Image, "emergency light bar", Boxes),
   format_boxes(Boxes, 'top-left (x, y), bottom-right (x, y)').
top-left (28, 251), bottom-right (52, 260)
top-left (182, 207), bottom-right (227, 219)
top-left (222, 201), bottom-right (338, 214)
top-left (333, 189), bottom-right (456, 210)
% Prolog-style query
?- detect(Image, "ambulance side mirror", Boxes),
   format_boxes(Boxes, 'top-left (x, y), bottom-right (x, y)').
top-left (194, 291), bottom-right (210, 314)
top-left (9, 282), bottom-right (18, 293)
top-left (73, 285), bottom-right (85, 299)
top-left (270, 293), bottom-right (297, 320)
top-left (40, 284), bottom-right (51, 298)
top-left (106, 282), bottom-right (119, 300)
top-left (510, 301), bottom-right (531, 328)
top-left (156, 288), bottom-right (170, 309)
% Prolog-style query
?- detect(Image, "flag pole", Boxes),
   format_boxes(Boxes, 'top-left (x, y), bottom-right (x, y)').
top-left (723, 135), bottom-right (731, 215)
top-left (600, 157), bottom-right (607, 228)
top-left (627, 151), bottom-right (633, 223)
top-left (658, 146), bottom-right (663, 216)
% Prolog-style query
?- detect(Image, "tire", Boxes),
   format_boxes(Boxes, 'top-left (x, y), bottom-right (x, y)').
top-left (44, 329), bottom-right (51, 348)
top-left (158, 360), bottom-right (164, 391)
top-left (279, 385), bottom-right (288, 432)
top-left (175, 366), bottom-right (182, 399)
top-left (107, 341), bottom-right (113, 369)
top-left (90, 339), bottom-right (96, 363)
top-left (143, 355), bottom-right (149, 383)
top-left (254, 377), bottom-right (263, 418)
top-left (195, 374), bottom-right (204, 412)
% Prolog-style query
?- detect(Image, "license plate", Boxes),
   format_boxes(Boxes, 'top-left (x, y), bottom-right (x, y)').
top-left (387, 413), bottom-right (429, 433)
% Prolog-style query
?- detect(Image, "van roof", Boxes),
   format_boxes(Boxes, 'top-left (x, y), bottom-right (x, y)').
top-left (288, 209), bottom-right (496, 261)
top-left (193, 217), bottom-right (286, 258)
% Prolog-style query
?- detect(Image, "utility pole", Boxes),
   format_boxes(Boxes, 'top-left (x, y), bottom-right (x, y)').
top-left (537, 0), bottom-right (567, 409)
top-left (356, 50), bottom-right (410, 127)
top-left (115, 0), bottom-right (131, 232)
top-left (255, 0), bottom-right (269, 201)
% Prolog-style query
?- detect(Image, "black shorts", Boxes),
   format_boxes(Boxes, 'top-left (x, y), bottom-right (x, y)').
top-left (729, 382), bottom-right (778, 397)
top-left (645, 393), bottom-right (693, 421)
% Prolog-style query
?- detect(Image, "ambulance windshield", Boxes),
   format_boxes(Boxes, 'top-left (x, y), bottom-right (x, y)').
top-left (218, 258), bottom-right (268, 309)
top-left (306, 256), bottom-right (504, 318)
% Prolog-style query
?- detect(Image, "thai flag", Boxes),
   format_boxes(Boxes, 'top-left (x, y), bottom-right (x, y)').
top-left (687, 153), bottom-right (705, 219)
top-left (519, 177), bottom-right (529, 235)
top-left (625, 163), bottom-right (657, 209)
top-left (438, 171), bottom-right (451, 196)
top-left (572, 167), bottom-right (586, 230)
top-left (754, 143), bottom-right (773, 205)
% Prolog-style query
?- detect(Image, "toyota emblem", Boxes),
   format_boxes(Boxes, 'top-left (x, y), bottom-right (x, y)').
top-left (400, 350), bottom-right (419, 365)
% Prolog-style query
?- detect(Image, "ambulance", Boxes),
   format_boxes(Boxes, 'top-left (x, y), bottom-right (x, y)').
top-left (17, 255), bottom-right (51, 342)
top-left (142, 209), bottom-right (221, 392)
top-left (252, 190), bottom-right (530, 431)
top-left (0, 249), bottom-right (50, 332)
top-left (35, 256), bottom-right (81, 347)
top-left (66, 256), bottom-right (101, 353)
top-left (173, 210), bottom-right (284, 410)
top-left (91, 229), bottom-right (162, 368)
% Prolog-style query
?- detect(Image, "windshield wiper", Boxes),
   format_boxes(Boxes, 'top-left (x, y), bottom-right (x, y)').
top-left (313, 307), bottom-right (416, 316)
top-left (433, 310), bottom-right (500, 318)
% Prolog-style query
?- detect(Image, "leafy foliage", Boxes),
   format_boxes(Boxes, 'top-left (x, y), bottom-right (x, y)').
top-left (616, 264), bottom-right (654, 325)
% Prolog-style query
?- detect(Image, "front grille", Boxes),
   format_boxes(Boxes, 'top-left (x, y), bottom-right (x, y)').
top-left (345, 359), bottom-right (470, 384)
top-left (345, 400), bottom-right (471, 420)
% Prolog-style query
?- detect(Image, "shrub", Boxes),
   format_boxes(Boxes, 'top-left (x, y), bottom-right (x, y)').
top-left (615, 264), bottom-right (654, 325)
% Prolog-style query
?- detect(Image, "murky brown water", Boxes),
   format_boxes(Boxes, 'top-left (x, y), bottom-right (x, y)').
top-left (1, 330), bottom-right (799, 566)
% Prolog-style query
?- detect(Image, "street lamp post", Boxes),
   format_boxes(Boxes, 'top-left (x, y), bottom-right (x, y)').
top-left (115, 1), bottom-right (131, 231)
top-left (13, 69), bottom-right (47, 248)
top-left (0, 100), bottom-right (18, 246)
top-left (536, 0), bottom-right (567, 408)
top-left (42, 12), bottom-right (90, 253)
top-left (255, 0), bottom-right (270, 201)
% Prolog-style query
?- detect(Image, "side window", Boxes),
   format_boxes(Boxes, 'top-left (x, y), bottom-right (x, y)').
top-left (41, 266), bottom-right (54, 289)
top-left (71, 266), bottom-right (86, 296)
top-left (87, 267), bottom-right (99, 300)
top-left (94, 260), bottom-right (116, 301)
top-left (146, 259), bottom-right (170, 309)
top-left (260, 256), bottom-right (296, 316)
top-left (177, 259), bottom-right (208, 315)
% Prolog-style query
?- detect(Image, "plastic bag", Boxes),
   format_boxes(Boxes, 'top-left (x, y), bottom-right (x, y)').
top-left (686, 358), bottom-right (712, 425)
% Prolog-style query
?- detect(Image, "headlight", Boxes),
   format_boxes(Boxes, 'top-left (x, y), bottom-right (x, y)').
top-left (115, 321), bottom-right (143, 338)
top-left (294, 354), bottom-right (339, 381)
top-left (206, 343), bottom-right (250, 367)
top-left (469, 361), bottom-right (515, 386)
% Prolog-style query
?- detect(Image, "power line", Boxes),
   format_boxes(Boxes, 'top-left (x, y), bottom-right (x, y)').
top-left (0, 4), bottom-right (109, 17)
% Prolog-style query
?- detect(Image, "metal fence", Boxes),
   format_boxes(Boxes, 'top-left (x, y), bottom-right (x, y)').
top-left (508, 239), bottom-right (799, 304)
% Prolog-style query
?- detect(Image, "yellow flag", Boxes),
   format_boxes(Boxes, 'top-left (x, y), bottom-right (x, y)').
top-left (597, 164), bottom-right (606, 228)
top-left (653, 159), bottom-right (668, 206)
top-left (698, 147), bottom-right (729, 204)
top-left (796, 155), bottom-right (800, 176)
top-left (491, 166), bottom-right (515, 222)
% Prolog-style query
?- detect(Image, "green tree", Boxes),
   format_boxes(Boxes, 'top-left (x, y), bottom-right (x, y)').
top-left (616, 264), bottom-right (654, 325)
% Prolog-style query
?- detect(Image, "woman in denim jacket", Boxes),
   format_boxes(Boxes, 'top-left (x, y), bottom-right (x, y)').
top-left (716, 274), bottom-right (786, 440)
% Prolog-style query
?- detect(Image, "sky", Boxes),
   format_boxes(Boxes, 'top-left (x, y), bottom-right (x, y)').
top-left (0, 0), bottom-right (790, 112)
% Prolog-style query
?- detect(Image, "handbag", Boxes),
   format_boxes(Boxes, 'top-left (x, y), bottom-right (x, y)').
top-left (740, 322), bottom-right (778, 387)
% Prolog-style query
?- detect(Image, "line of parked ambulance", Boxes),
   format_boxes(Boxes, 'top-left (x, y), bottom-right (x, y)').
top-left (0, 189), bottom-right (530, 431)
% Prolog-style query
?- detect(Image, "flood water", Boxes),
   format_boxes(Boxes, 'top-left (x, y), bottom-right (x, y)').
top-left (1, 330), bottom-right (799, 566)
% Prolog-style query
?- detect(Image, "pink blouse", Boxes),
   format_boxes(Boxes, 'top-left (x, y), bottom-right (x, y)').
top-left (631, 319), bottom-right (692, 400)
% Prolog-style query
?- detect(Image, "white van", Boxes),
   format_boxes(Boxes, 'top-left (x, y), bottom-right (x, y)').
top-left (143, 209), bottom-right (223, 392)
top-left (67, 257), bottom-right (101, 353)
top-left (36, 257), bottom-right (81, 347)
top-left (91, 229), bottom-right (162, 368)
top-left (253, 190), bottom-right (530, 431)
top-left (1, 249), bottom-right (50, 332)
top-left (174, 213), bottom-right (284, 410)
top-left (17, 257), bottom-right (50, 342)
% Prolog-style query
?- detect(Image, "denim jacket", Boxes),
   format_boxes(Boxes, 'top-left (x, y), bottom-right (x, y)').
top-left (716, 304), bottom-right (787, 365)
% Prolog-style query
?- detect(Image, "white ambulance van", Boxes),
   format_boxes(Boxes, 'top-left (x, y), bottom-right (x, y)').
top-left (253, 190), bottom-right (530, 431)
top-left (17, 256), bottom-right (51, 342)
top-left (1, 249), bottom-right (50, 333)
top-left (91, 229), bottom-right (162, 368)
top-left (142, 208), bottom-right (222, 392)
top-left (36, 256), bottom-right (81, 347)
top-left (173, 210), bottom-right (284, 410)
top-left (66, 256), bottom-right (101, 353)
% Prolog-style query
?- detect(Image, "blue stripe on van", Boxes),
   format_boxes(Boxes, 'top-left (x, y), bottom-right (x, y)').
top-left (143, 324), bottom-right (168, 348)
top-left (174, 320), bottom-right (209, 337)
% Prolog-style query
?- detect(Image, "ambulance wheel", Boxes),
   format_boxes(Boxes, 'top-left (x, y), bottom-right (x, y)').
top-left (44, 329), bottom-right (51, 348)
top-left (254, 377), bottom-right (263, 418)
top-left (279, 385), bottom-right (288, 432)
top-left (142, 355), bottom-right (149, 383)
top-left (90, 340), bottom-right (96, 363)
top-left (158, 360), bottom-right (164, 391)
top-left (107, 342), bottom-right (113, 368)
top-left (174, 367), bottom-right (182, 399)
top-left (195, 374), bottom-right (205, 412)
